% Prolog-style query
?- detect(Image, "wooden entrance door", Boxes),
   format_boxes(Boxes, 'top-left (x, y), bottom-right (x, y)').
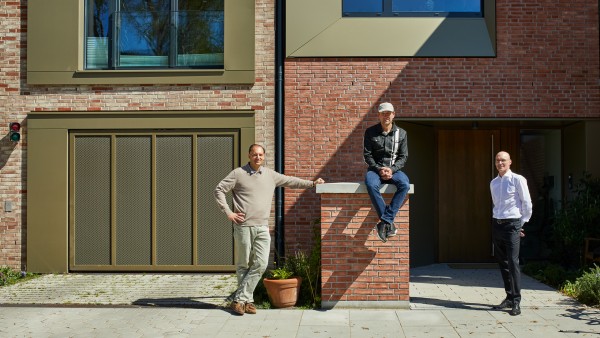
top-left (437, 129), bottom-right (500, 262)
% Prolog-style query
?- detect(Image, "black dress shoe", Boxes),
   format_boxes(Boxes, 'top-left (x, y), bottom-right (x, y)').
top-left (493, 298), bottom-right (513, 309)
top-left (376, 221), bottom-right (387, 242)
top-left (510, 302), bottom-right (521, 316)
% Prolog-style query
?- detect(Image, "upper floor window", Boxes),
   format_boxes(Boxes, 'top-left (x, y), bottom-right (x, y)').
top-left (85, 0), bottom-right (224, 70)
top-left (342, 0), bottom-right (482, 17)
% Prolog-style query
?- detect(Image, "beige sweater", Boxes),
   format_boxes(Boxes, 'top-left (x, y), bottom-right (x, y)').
top-left (214, 164), bottom-right (314, 226)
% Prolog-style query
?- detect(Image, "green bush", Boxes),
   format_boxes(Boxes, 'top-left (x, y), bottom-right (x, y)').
top-left (522, 261), bottom-right (580, 289)
top-left (523, 261), bottom-right (600, 307)
top-left (562, 264), bottom-right (600, 307)
top-left (268, 266), bottom-right (294, 280)
top-left (0, 266), bottom-right (38, 287)
top-left (285, 247), bottom-right (321, 309)
top-left (278, 221), bottom-right (321, 309)
top-left (550, 173), bottom-right (600, 268)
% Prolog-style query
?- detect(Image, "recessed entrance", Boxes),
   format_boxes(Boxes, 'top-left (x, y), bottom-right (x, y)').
top-left (401, 119), bottom-right (577, 266)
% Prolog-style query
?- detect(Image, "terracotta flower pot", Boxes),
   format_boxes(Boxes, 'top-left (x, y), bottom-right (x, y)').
top-left (262, 276), bottom-right (302, 308)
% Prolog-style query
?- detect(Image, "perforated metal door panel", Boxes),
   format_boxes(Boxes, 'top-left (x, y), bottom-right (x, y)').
top-left (70, 131), bottom-right (237, 271)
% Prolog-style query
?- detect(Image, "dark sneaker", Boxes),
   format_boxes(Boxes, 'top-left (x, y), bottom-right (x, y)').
top-left (245, 302), bottom-right (257, 314)
top-left (492, 298), bottom-right (513, 309)
top-left (510, 302), bottom-right (521, 316)
top-left (230, 301), bottom-right (245, 315)
top-left (376, 222), bottom-right (387, 242)
top-left (386, 223), bottom-right (397, 237)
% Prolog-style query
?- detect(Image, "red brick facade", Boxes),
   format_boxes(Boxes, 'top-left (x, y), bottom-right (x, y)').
top-left (283, 0), bottom-right (599, 252)
top-left (320, 193), bottom-right (409, 304)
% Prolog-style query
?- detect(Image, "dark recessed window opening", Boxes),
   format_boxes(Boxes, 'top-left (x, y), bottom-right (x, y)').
top-left (342, 0), bottom-right (483, 17)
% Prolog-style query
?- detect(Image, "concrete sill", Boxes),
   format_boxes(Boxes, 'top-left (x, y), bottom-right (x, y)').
top-left (316, 182), bottom-right (414, 194)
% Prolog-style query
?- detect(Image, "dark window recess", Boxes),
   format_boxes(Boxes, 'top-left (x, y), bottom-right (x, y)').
top-left (342, 0), bottom-right (482, 17)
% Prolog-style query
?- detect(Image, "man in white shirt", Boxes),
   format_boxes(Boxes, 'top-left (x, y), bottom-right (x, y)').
top-left (490, 151), bottom-right (532, 316)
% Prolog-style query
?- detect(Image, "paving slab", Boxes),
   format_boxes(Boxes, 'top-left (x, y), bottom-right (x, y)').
top-left (0, 264), bottom-right (598, 337)
top-left (0, 273), bottom-right (238, 307)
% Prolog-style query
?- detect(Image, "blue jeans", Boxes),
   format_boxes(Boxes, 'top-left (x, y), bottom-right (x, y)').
top-left (365, 169), bottom-right (410, 225)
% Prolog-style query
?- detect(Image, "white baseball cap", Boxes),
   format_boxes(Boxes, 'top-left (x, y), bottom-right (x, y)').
top-left (378, 102), bottom-right (394, 112)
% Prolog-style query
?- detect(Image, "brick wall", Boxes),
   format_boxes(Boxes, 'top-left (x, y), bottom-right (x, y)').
top-left (0, 0), bottom-right (27, 270)
top-left (2, 0), bottom-right (599, 271)
top-left (283, 0), bottom-right (599, 251)
top-left (0, 0), bottom-right (276, 270)
top-left (320, 193), bottom-right (409, 305)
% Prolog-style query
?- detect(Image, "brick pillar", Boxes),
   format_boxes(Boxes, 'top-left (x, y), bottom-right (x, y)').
top-left (316, 183), bottom-right (413, 309)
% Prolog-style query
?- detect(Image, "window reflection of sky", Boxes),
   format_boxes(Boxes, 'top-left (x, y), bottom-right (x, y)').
top-left (343, 0), bottom-right (381, 12)
top-left (343, 0), bottom-right (481, 13)
top-left (117, 11), bottom-right (224, 56)
top-left (85, 0), bottom-right (224, 68)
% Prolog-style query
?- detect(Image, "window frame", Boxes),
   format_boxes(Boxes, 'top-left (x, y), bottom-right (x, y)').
top-left (27, 0), bottom-right (254, 85)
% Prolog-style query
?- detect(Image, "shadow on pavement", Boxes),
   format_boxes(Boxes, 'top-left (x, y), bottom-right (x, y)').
top-left (409, 296), bottom-right (492, 310)
top-left (560, 308), bottom-right (600, 326)
top-left (132, 297), bottom-right (227, 309)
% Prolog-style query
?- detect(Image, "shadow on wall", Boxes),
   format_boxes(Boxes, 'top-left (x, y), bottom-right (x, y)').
top-left (282, 104), bottom-right (378, 254)
top-left (0, 119), bottom-right (26, 270)
top-left (0, 134), bottom-right (20, 169)
top-left (282, 59), bottom-right (385, 249)
top-left (319, 206), bottom-right (378, 302)
top-left (282, 59), bottom-right (417, 257)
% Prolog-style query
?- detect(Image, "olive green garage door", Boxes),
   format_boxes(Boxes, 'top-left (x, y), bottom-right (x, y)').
top-left (69, 131), bottom-right (237, 271)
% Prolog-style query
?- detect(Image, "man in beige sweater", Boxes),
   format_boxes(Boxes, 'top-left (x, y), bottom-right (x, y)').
top-left (214, 144), bottom-right (324, 315)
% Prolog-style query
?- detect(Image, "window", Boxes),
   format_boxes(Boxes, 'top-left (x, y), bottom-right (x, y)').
top-left (343, 0), bottom-right (482, 17)
top-left (85, 0), bottom-right (224, 70)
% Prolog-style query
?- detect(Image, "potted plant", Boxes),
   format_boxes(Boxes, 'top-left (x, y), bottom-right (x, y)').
top-left (262, 266), bottom-right (302, 308)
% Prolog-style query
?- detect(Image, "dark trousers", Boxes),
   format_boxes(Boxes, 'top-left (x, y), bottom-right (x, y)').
top-left (492, 219), bottom-right (522, 303)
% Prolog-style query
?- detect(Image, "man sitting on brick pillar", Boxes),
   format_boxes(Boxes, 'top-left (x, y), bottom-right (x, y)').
top-left (363, 102), bottom-right (410, 243)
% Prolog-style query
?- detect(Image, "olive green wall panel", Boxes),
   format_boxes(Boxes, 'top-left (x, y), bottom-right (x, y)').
top-left (27, 0), bottom-right (255, 84)
top-left (27, 111), bottom-right (254, 273)
top-left (27, 129), bottom-right (70, 273)
top-left (286, 0), bottom-right (496, 57)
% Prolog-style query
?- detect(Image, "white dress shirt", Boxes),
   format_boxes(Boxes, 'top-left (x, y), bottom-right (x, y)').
top-left (490, 169), bottom-right (533, 226)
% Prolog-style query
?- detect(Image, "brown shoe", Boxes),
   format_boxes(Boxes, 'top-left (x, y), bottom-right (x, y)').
top-left (230, 301), bottom-right (245, 315)
top-left (245, 302), bottom-right (257, 314)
